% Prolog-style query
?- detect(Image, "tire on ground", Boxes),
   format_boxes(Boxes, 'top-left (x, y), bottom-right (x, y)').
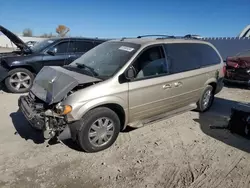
top-left (5, 68), bottom-right (34, 93)
top-left (196, 85), bottom-right (215, 112)
top-left (77, 107), bottom-right (121, 153)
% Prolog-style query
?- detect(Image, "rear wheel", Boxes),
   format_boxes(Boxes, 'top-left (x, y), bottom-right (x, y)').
top-left (5, 68), bottom-right (34, 93)
top-left (77, 107), bottom-right (121, 153)
top-left (196, 85), bottom-right (214, 112)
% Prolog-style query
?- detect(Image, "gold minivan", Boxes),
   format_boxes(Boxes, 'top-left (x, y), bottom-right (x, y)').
top-left (18, 35), bottom-right (225, 152)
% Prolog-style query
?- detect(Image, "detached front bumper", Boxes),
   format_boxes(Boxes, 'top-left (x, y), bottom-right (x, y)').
top-left (18, 96), bottom-right (45, 130)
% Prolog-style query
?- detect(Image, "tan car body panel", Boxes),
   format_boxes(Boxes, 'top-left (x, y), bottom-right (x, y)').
top-left (63, 39), bottom-right (224, 129)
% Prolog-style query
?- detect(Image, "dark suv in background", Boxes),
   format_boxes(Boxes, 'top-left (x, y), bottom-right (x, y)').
top-left (0, 25), bottom-right (107, 93)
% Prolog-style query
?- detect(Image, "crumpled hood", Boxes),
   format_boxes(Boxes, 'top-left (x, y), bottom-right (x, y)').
top-left (227, 56), bottom-right (250, 68)
top-left (31, 66), bottom-right (101, 104)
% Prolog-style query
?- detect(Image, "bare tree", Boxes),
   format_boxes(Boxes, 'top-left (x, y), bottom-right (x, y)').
top-left (56, 25), bottom-right (70, 37)
top-left (23, 28), bottom-right (33, 37)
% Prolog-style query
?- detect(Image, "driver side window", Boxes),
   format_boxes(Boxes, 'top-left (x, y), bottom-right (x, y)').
top-left (133, 46), bottom-right (168, 79)
top-left (51, 41), bottom-right (74, 54)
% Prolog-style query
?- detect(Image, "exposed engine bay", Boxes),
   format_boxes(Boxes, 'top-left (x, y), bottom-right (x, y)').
top-left (18, 66), bottom-right (102, 140)
top-left (0, 49), bottom-right (28, 57)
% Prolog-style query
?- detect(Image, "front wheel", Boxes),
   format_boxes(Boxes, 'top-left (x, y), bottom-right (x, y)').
top-left (196, 85), bottom-right (214, 112)
top-left (5, 68), bottom-right (34, 93)
top-left (77, 107), bottom-right (121, 153)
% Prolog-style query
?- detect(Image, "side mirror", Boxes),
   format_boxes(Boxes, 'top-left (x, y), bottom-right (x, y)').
top-left (47, 48), bottom-right (57, 56)
top-left (125, 66), bottom-right (136, 80)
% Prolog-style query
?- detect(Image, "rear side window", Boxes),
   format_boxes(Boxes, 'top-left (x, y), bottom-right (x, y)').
top-left (164, 43), bottom-right (201, 74)
top-left (74, 41), bottom-right (96, 53)
top-left (164, 43), bottom-right (221, 74)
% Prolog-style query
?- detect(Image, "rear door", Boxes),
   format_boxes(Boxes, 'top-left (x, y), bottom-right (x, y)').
top-left (42, 39), bottom-right (75, 67)
top-left (73, 40), bottom-right (100, 59)
top-left (163, 43), bottom-right (212, 108)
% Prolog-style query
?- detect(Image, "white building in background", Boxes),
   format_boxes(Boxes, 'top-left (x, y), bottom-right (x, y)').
top-left (238, 25), bottom-right (250, 38)
top-left (0, 33), bottom-right (46, 49)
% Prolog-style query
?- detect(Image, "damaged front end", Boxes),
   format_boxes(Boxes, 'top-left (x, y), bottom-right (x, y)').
top-left (225, 56), bottom-right (250, 85)
top-left (18, 93), bottom-right (69, 140)
top-left (18, 66), bottom-right (101, 141)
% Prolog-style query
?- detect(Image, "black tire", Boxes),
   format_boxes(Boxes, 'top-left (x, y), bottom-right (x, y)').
top-left (196, 85), bottom-right (214, 112)
top-left (77, 107), bottom-right (121, 153)
top-left (5, 68), bottom-right (34, 93)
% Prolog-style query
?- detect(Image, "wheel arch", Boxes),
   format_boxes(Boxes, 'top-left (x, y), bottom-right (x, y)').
top-left (8, 65), bottom-right (36, 74)
top-left (71, 97), bottom-right (128, 131)
top-left (204, 78), bottom-right (217, 93)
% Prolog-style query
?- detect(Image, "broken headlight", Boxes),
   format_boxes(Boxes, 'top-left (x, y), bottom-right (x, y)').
top-left (55, 102), bottom-right (72, 115)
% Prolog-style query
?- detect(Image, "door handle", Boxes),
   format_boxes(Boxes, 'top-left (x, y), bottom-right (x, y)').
top-left (163, 84), bottom-right (172, 89)
top-left (173, 82), bottom-right (183, 87)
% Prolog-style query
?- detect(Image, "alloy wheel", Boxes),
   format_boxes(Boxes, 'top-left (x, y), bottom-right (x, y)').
top-left (9, 72), bottom-right (32, 91)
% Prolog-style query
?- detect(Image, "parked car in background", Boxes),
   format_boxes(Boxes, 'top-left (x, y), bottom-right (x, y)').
top-left (18, 35), bottom-right (225, 152)
top-left (0, 25), bottom-right (108, 93)
top-left (25, 41), bottom-right (37, 48)
top-left (224, 50), bottom-right (250, 86)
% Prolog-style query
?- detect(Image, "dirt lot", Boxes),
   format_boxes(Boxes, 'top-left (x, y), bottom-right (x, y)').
top-left (0, 85), bottom-right (249, 188)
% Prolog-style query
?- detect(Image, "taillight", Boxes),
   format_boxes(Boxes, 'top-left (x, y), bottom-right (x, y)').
top-left (234, 64), bottom-right (239, 68)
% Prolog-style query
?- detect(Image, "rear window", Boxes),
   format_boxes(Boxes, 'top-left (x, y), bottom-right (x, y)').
top-left (164, 43), bottom-right (221, 74)
top-left (236, 50), bottom-right (250, 57)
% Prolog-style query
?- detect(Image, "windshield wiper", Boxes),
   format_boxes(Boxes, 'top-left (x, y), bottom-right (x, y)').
top-left (75, 63), bottom-right (98, 77)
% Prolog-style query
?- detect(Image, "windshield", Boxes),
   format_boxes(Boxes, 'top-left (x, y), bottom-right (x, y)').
top-left (69, 41), bottom-right (140, 78)
top-left (31, 39), bottom-right (56, 52)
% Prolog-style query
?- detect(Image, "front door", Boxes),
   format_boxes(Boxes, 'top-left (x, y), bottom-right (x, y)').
top-left (42, 40), bottom-right (75, 67)
top-left (128, 45), bottom-right (184, 122)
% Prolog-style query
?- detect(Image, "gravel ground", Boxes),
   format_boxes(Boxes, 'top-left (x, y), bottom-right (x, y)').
top-left (0, 85), bottom-right (249, 188)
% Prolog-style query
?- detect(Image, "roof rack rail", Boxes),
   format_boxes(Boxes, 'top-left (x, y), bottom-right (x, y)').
top-left (137, 35), bottom-right (175, 38)
top-left (119, 37), bottom-right (136, 41)
top-left (183, 34), bottom-right (202, 39)
top-left (120, 37), bottom-right (127, 41)
top-left (119, 35), bottom-right (202, 41)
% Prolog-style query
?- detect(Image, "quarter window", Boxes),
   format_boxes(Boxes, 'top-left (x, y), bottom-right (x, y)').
top-left (200, 44), bottom-right (221, 66)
